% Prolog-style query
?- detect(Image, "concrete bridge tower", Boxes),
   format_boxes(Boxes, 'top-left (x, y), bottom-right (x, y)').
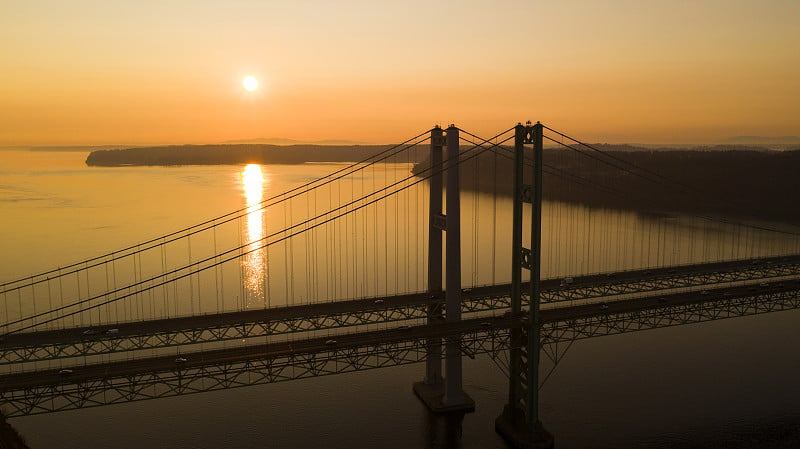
top-left (495, 121), bottom-right (554, 448)
top-left (413, 124), bottom-right (474, 412)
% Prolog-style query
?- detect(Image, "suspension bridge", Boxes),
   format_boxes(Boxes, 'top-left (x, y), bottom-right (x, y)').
top-left (2, 123), bottom-right (799, 448)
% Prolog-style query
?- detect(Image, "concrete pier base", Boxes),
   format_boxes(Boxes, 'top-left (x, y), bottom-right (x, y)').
top-left (412, 381), bottom-right (475, 414)
top-left (495, 406), bottom-right (554, 449)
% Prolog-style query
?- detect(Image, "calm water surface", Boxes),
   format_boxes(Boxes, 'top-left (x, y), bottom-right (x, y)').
top-left (2, 149), bottom-right (800, 448)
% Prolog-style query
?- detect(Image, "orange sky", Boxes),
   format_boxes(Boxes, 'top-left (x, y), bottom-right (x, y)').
top-left (1, 0), bottom-right (798, 145)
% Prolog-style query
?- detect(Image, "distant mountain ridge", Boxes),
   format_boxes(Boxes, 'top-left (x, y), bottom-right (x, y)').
top-left (571, 143), bottom-right (800, 152)
top-left (721, 136), bottom-right (800, 145)
top-left (4, 145), bottom-right (143, 152)
top-left (221, 137), bottom-right (366, 145)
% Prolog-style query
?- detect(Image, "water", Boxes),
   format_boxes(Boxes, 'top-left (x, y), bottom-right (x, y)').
top-left (2, 149), bottom-right (800, 448)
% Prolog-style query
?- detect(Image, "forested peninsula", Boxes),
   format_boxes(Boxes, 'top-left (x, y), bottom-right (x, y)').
top-left (413, 145), bottom-right (800, 225)
top-left (85, 144), bottom-right (422, 166)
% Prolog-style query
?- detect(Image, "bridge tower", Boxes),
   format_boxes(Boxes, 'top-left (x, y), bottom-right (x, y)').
top-left (495, 122), bottom-right (554, 448)
top-left (413, 125), bottom-right (475, 412)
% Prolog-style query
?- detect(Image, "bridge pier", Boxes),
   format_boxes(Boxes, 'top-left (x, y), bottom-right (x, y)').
top-left (413, 125), bottom-right (474, 414)
top-left (496, 405), bottom-right (554, 449)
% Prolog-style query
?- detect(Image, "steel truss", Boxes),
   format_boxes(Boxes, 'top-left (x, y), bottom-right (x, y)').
top-left (0, 328), bottom-right (511, 417)
top-left (0, 303), bottom-right (433, 365)
top-left (1, 294), bottom-right (517, 366)
top-left (542, 288), bottom-right (800, 346)
top-left (541, 260), bottom-right (800, 303)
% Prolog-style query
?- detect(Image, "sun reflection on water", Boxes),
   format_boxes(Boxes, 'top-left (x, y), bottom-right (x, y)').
top-left (241, 164), bottom-right (268, 307)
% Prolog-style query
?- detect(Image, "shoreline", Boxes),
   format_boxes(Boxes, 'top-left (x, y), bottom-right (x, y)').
top-left (85, 144), bottom-right (800, 225)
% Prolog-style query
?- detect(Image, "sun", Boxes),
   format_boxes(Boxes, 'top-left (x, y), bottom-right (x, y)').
top-left (242, 76), bottom-right (259, 92)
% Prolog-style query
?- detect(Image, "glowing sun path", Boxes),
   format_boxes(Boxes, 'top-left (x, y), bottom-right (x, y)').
top-left (242, 163), bottom-right (267, 307)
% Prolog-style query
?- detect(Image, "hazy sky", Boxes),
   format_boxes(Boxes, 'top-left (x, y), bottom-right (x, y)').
top-left (1, 0), bottom-right (798, 145)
